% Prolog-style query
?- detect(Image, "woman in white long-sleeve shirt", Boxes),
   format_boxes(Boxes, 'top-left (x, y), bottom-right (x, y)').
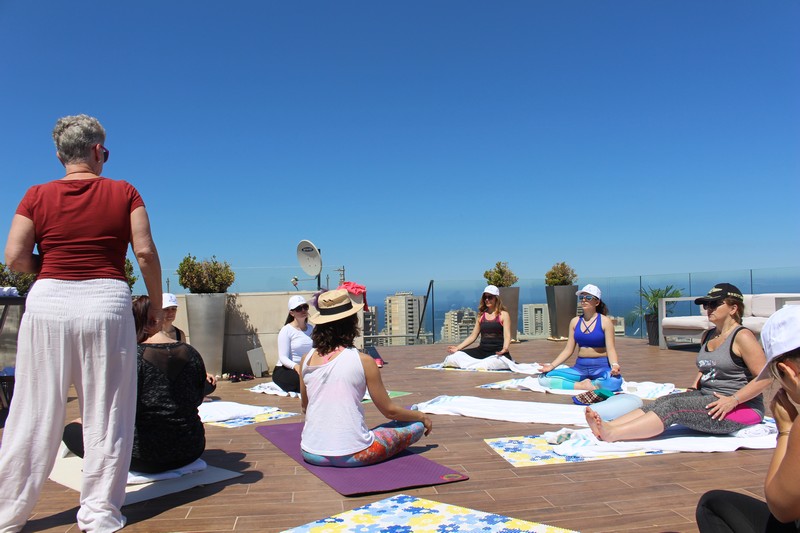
top-left (273, 295), bottom-right (313, 393)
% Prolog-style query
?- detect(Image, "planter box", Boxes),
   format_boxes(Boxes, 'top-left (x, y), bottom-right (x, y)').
top-left (498, 286), bottom-right (520, 342)
top-left (185, 293), bottom-right (227, 377)
top-left (545, 285), bottom-right (578, 340)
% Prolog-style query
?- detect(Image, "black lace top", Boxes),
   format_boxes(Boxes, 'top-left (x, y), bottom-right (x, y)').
top-left (131, 342), bottom-right (206, 473)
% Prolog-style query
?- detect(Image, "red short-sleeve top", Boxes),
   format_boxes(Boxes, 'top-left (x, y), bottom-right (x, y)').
top-left (16, 177), bottom-right (145, 281)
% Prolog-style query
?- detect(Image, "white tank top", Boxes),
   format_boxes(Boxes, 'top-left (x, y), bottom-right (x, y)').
top-left (300, 347), bottom-right (374, 455)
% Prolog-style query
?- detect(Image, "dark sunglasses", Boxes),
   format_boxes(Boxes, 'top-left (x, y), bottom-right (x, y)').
top-left (483, 294), bottom-right (496, 300)
top-left (292, 304), bottom-right (309, 312)
top-left (97, 144), bottom-right (109, 163)
top-left (578, 295), bottom-right (596, 302)
top-left (702, 301), bottom-right (723, 311)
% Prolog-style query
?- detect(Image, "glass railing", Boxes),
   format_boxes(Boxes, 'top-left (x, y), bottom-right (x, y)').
top-left (144, 266), bottom-right (800, 342)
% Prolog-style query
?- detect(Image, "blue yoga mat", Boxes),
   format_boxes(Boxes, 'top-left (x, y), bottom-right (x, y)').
top-left (256, 422), bottom-right (468, 496)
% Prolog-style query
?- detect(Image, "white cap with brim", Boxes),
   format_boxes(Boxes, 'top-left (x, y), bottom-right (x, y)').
top-left (483, 285), bottom-right (500, 297)
top-left (576, 284), bottom-right (602, 300)
top-left (756, 305), bottom-right (800, 381)
top-left (288, 295), bottom-right (307, 310)
top-left (162, 293), bottom-right (178, 309)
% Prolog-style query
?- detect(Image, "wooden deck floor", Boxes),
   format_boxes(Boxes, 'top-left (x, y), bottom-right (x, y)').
top-left (1, 338), bottom-right (778, 533)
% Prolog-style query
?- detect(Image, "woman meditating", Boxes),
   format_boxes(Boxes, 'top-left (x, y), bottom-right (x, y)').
top-left (445, 285), bottom-right (512, 368)
top-left (273, 294), bottom-right (313, 393)
top-left (538, 284), bottom-right (623, 391)
top-left (696, 305), bottom-right (800, 532)
top-left (586, 283), bottom-right (770, 442)
top-left (63, 296), bottom-right (208, 474)
top-left (300, 287), bottom-right (432, 467)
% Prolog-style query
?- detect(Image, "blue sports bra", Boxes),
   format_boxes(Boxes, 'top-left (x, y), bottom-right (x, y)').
top-left (574, 315), bottom-right (605, 349)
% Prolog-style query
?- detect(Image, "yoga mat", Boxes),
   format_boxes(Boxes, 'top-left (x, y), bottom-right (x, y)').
top-left (362, 390), bottom-right (412, 403)
top-left (49, 444), bottom-right (241, 505)
top-left (284, 494), bottom-right (577, 532)
top-left (256, 422), bottom-right (468, 496)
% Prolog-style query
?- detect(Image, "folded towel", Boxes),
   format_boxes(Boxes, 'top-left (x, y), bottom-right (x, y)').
top-left (127, 458), bottom-right (207, 485)
top-left (198, 401), bottom-right (279, 423)
top-left (0, 287), bottom-right (19, 297)
top-left (442, 352), bottom-right (542, 374)
top-left (247, 382), bottom-right (301, 398)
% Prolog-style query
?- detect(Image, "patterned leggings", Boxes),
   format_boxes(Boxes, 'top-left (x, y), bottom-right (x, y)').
top-left (538, 357), bottom-right (623, 391)
top-left (302, 421), bottom-right (425, 467)
top-left (641, 390), bottom-right (762, 434)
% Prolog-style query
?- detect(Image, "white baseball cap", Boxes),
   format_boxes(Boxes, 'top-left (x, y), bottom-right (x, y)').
top-left (483, 285), bottom-right (500, 297)
top-left (576, 284), bottom-right (602, 300)
top-left (288, 295), bottom-right (307, 310)
top-left (756, 305), bottom-right (800, 381)
top-left (162, 293), bottom-right (178, 309)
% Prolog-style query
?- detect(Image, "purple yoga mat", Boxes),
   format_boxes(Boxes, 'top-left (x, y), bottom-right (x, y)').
top-left (256, 422), bottom-right (468, 496)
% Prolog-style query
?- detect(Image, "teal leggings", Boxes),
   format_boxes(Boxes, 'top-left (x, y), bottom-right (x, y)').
top-left (301, 420), bottom-right (425, 467)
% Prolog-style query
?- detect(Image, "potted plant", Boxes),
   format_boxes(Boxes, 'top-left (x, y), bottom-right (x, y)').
top-left (176, 254), bottom-right (236, 376)
top-left (630, 285), bottom-right (683, 346)
top-left (483, 262), bottom-right (520, 341)
top-left (544, 262), bottom-right (578, 340)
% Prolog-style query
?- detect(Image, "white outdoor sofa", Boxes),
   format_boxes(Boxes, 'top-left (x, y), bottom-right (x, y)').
top-left (658, 293), bottom-right (800, 350)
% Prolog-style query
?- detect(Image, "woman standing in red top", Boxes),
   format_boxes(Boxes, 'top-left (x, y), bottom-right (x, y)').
top-left (0, 115), bottom-right (162, 532)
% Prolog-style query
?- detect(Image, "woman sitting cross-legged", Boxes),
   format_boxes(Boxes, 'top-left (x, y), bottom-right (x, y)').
top-left (585, 283), bottom-right (771, 443)
top-left (300, 287), bottom-right (432, 467)
top-left (696, 305), bottom-right (800, 532)
top-left (444, 285), bottom-right (512, 368)
top-left (538, 284), bottom-right (623, 391)
top-left (63, 295), bottom-right (207, 473)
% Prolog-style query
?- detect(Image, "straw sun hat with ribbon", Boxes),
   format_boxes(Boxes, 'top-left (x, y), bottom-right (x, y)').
top-left (309, 288), bottom-right (364, 324)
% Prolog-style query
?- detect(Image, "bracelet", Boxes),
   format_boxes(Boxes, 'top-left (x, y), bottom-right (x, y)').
top-left (611, 363), bottom-right (620, 367)
top-left (732, 393), bottom-right (740, 405)
top-left (778, 431), bottom-right (791, 437)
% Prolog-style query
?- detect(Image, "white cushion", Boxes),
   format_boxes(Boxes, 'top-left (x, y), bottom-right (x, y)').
top-left (743, 316), bottom-right (768, 334)
top-left (661, 316), bottom-right (712, 330)
top-left (742, 295), bottom-right (753, 317)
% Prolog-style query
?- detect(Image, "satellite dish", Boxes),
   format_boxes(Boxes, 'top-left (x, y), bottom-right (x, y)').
top-left (297, 240), bottom-right (322, 277)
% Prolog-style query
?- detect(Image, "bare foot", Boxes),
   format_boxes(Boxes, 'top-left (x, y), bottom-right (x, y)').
top-left (585, 407), bottom-right (604, 439)
top-left (574, 379), bottom-right (596, 391)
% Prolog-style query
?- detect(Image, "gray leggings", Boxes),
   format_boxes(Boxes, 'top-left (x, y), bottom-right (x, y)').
top-left (641, 390), bottom-right (762, 434)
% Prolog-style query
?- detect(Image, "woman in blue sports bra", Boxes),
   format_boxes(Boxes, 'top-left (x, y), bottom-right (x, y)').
top-left (538, 284), bottom-right (623, 391)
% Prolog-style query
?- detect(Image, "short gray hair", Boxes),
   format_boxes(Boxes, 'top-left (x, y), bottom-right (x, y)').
top-left (52, 114), bottom-right (106, 164)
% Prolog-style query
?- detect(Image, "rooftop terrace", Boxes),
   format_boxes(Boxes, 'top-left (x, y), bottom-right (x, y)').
top-left (3, 338), bottom-right (779, 533)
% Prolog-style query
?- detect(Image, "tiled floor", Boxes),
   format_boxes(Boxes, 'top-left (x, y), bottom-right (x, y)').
top-left (2, 338), bottom-right (778, 532)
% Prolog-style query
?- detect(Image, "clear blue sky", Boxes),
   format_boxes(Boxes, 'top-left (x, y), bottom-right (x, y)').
top-left (2, 1), bottom-right (798, 293)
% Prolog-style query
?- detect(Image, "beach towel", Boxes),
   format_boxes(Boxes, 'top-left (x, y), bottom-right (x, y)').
top-left (247, 381), bottom-right (301, 398)
top-left (441, 352), bottom-right (543, 374)
top-left (479, 376), bottom-right (679, 400)
top-left (283, 494), bottom-right (577, 532)
top-left (198, 401), bottom-right (279, 422)
top-left (205, 409), bottom-right (299, 428)
top-left (414, 395), bottom-right (589, 426)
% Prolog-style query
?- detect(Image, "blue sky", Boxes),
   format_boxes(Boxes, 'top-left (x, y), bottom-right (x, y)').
top-left (1, 1), bottom-right (798, 294)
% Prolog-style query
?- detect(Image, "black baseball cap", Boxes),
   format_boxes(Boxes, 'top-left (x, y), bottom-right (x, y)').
top-left (694, 283), bottom-right (744, 305)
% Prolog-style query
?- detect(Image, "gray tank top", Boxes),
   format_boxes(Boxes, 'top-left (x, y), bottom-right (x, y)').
top-left (697, 326), bottom-right (763, 412)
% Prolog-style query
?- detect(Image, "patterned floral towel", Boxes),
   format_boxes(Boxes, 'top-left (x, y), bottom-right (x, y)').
top-left (485, 435), bottom-right (670, 468)
top-left (283, 493), bottom-right (577, 532)
top-left (205, 410), bottom-right (299, 428)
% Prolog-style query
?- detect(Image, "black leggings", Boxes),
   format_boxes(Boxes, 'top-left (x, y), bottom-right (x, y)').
top-left (696, 490), bottom-right (799, 532)
top-left (272, 364), bottom-right (300, 393)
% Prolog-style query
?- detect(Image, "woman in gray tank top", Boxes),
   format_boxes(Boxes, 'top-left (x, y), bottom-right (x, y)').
top-left (585, 283), bottom-right (770, 442)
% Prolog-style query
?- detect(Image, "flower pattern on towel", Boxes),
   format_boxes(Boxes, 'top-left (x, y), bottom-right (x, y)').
top-left (486, 435), bottom-right (668, 467)
top-left (284, 494), bottom-right (577, 532)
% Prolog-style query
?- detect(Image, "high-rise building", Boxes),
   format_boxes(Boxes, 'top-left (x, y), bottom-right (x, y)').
top-left (384, 291), bottom-right (426, 346)
top-left (522, 304), bottom-right (550, 338)
top-left (440, 307), bottom-right (477, 343)
top-left (363, 305), bottom-right (379, 347)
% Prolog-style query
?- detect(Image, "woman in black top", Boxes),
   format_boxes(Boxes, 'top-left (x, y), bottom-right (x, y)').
top-left (63, 296), bottom-right (207, 473)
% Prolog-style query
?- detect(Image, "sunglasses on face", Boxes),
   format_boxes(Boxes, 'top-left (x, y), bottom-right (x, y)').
top-left (483, 294), bottom-right (496, 300)
top-left (292, 304), bottom-right (309, 312)
top-left (578, 295), bottom-right (596, 302)
top-left (96, 144), bottom-right (109, 163)
top-left (702, 301), bottom-right (724, 311)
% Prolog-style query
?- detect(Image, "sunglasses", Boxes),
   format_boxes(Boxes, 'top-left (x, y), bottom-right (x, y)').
top-left (702, 301), bottom-right (724, 311)
top-left (483, 294), bottom-right (496, 300)
top-left (578, 295), bottom-right (596, 302)
top-left (292, 304), bottom-right (309, 312)
top-left (97, 144), bottom-right (109, 163)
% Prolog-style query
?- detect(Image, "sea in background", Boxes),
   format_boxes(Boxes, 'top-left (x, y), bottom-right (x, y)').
top-left (156, 265), bottom-right (800, 342)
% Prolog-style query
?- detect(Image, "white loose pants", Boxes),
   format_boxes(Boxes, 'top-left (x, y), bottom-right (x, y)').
top-left (0, 279), bottom-right (137, 533)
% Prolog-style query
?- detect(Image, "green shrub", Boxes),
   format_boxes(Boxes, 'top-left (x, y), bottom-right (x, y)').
top-left (0, 263), bottom-right (37, 296)
top-left (545, 262), bottom-right (577, 286)
top-left (483, 261), bottom-right (518, 287)
top-left (177, 254), bottom-right (235, 293)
